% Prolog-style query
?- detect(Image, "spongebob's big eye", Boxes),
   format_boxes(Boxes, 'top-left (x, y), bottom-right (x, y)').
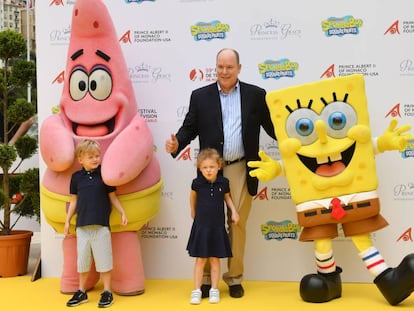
top-left (296, 118), bottom-right (314, 136)
top-left (89, 67), bottom-right (112, 101)
top-left (320, 101), bottom-right (357, 138)
top-left (286, 108), bottom-right (319, 145)
top-left (69, 67), bottom-right (88, 101)
top-left (328, 111), bottom-right (346, 130)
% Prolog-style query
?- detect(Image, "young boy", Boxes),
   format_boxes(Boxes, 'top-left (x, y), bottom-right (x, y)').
top-left (64, 139), bottom-right (128, 308)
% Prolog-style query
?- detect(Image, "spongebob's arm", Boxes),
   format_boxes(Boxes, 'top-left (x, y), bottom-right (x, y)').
top-left (248, 150), bottom-right (283, 182)
top-left (375, 118), bottom-right (413, 154)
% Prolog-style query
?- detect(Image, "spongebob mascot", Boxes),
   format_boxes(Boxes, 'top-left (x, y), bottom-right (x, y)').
top-left (248, 74), bottom-right (414, 305)
top-left (39, 0), bottom-right (162, 295)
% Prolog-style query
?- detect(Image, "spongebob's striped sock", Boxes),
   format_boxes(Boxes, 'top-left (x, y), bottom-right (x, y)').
top-left (359, 246), bottom-right (389, 276)
top-left (315, 250), bottom-right (336, 274)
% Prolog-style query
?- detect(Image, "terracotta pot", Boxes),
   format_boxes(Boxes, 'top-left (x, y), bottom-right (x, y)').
top-left (0, 230), bottom-right (33, 277)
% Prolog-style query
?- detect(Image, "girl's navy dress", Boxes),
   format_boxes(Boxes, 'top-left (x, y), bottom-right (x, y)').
top-left (186, 174), bottom-right (233, 258)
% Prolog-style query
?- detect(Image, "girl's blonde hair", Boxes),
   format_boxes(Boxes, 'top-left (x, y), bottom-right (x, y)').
top-left (75, 139), bottom-right (101, 158)
top-left (196, 148), bottom-right (223, 169)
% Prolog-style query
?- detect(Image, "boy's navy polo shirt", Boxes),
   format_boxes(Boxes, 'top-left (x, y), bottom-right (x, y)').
top-left (70, 165), bottom-right (116, 228)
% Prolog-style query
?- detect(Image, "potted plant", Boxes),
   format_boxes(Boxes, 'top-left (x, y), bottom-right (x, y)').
top-left (0, 29), bottom-right (38, 277)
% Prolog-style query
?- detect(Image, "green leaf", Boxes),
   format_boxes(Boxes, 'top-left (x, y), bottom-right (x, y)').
top-left (0, 144), bottom-right (17, 169)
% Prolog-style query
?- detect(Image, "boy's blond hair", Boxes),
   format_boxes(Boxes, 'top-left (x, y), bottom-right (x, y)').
top-left (75, 139), bottom-right (101, 158)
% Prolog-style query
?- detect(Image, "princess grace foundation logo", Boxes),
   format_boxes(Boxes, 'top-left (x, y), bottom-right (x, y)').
top-left (400, 59), bottom-right (414, 76)
top-left (393, 181), bottom-right (414, 200)
top-left (128, 63), bottom-right (171, 83)
top-left (249, 18), bottom-right (302, 40)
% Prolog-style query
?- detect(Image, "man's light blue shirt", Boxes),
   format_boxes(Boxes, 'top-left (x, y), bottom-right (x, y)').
top-left (218, 81), bottom-right (244, 161)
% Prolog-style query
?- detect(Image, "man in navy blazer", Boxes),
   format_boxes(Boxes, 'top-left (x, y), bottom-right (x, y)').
top-left (166, 48), bottom-right (276, 298)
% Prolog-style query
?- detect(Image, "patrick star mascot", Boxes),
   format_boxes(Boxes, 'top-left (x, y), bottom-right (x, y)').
top-left (39, 0), bottom-right (162, 295)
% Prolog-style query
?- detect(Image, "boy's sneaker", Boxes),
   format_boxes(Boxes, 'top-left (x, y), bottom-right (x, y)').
top-left (66, 290), bottom-right (88, 307)
top-left (98, 291), bottom-right (113, 308)
top-left (190, 289), bottom-right (202, 304)
top-left (209, 288), bottom-right (220, 304)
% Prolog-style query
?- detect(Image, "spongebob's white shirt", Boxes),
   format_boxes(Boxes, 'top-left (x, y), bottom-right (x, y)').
top-left (296, 190), bottom-right (379, 212)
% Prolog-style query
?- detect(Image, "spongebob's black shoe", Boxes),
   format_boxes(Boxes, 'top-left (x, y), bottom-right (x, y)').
top-left (374, 253), bottom-right (414, 305)
top-left (300, 267), bottom-right (342, 303)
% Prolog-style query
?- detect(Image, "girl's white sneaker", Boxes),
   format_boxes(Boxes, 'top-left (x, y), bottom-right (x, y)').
top-left (190, 289), bottom-right (202, 304)
top-left (209, 288), bottom-right (220, 303)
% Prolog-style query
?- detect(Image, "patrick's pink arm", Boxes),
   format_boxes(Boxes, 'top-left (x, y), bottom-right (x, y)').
top-left (39, 114), bottom-right (75, 172)
top-left (101, 114), bottom-right (153, 186)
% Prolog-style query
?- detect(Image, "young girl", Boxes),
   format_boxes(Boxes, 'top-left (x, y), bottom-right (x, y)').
top-left (186, 148), bottom-right (240, 304)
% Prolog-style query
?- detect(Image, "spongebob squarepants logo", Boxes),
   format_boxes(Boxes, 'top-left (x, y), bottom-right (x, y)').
top-left (261, 220), bottom-right (301, 241)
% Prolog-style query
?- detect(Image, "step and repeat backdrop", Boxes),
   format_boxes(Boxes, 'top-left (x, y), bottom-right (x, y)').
top-left (36, 0), bottom-right (414, 282)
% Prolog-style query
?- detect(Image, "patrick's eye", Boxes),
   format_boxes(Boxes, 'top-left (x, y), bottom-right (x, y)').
top-left (69, 68), bottom-right (88, 101)
top-left (89, 68), bottom-right (112, 101)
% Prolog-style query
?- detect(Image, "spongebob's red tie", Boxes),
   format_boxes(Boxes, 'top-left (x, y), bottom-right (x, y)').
top-left (330, 197), bottom-right (346, 220)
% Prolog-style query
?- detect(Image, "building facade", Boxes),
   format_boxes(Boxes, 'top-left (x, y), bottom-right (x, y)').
top-left (1, 0), bottom-right (35, 52)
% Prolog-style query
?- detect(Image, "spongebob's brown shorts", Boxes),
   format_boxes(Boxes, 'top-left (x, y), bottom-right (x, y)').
top-left (297, 198), bottom-right (389, 241)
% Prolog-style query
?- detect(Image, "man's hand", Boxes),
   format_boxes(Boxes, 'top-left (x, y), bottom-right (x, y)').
top-left (165, 133), bottom-right (179, 154)
top-left (248, 150), bottom-right (281, 182)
